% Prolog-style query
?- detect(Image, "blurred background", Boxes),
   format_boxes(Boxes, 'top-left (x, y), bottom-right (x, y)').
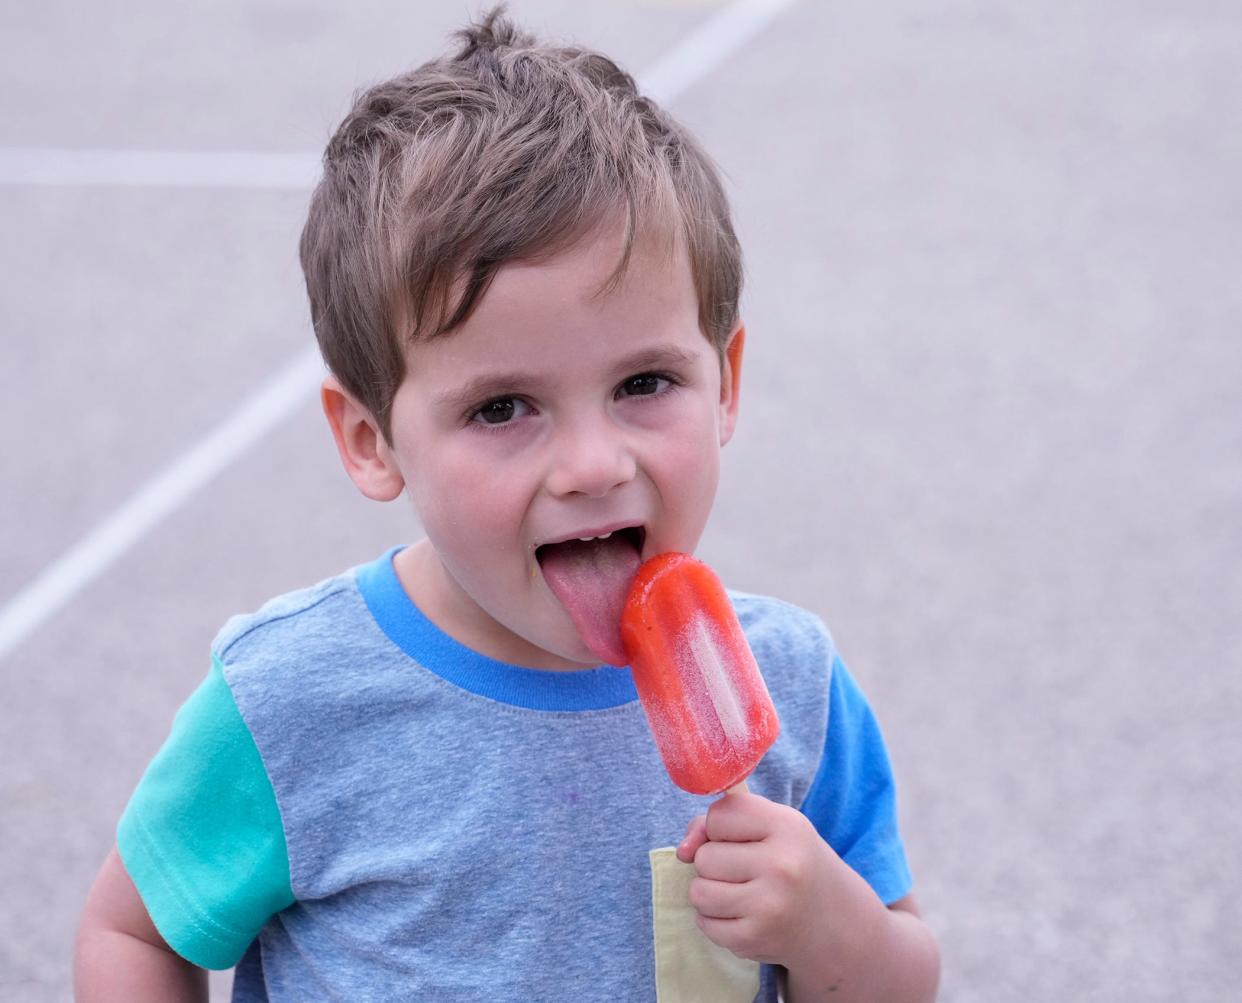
top-left (2, 1), bottom-right (1238, 999)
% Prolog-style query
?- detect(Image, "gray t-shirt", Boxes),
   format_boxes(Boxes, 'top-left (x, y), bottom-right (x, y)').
top-left (119, 547), bottom-right (911, 1001)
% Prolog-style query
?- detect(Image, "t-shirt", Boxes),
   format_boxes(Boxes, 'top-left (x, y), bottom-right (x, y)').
top-left (119, 547), bottom-right (912, 1001)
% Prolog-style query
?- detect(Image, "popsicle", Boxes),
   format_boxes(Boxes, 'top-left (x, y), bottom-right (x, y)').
top-left (621, 553), bottom-right (780, 795)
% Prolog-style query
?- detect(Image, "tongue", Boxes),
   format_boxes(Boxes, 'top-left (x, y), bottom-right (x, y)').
top-left (539, 536), bottom-right (642, 666)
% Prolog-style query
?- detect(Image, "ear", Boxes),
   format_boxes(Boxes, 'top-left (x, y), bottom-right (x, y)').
top-left (321, 375), bottom-right (406, 501)
top-left (718, 323), bottom-right (745, 447)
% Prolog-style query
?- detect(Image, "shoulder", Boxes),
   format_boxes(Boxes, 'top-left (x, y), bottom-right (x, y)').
top-left (728, 590), bottom-right (841, 737)
top-left (209, 563), bottom-right (394, 707)
top-left (725, 591), bottom-right (840, 806)
top-left (212, 565), bottom-right (365, 665)
top-left (207, 553), bottom-right (425, 732)
top-left (729, 590), bottom-right (839, 679)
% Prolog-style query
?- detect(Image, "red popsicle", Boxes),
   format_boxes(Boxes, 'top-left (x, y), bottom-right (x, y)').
top-left (621, 553), bottom-right (780, 795)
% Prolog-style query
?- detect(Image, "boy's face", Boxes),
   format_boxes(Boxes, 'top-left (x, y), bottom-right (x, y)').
top-left (343, 221), bottom-right (741, 669)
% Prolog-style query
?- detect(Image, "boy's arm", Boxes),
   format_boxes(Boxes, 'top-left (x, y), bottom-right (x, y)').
top-left (784, 891), bottom-right (939, 1003)
top-left (678, 791), bottom-right (939, 1003)
top-left (74, 846), bottom-right (207, 1003)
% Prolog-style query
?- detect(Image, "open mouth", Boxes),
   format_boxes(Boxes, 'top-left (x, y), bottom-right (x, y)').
top-left (534, 525), bottom-right (645, 565)
top-left (535, 526), bottom-right (646, 666)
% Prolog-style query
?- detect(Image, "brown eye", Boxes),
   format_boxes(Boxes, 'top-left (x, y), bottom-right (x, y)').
top-left (620, 374), bottom-right (667, 398)
top-left (472, 398), bottom-right (522, 425)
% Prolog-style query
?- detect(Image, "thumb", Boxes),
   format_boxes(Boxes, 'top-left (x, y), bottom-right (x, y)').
top-left (677, 814), bottom-right (709, 863)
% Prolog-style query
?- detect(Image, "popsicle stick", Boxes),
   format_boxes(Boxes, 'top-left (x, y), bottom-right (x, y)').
top-left (725, 779), bottom-right (750, 796)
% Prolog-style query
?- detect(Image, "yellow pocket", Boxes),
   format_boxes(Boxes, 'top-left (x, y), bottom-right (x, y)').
top-left (649, 847), bottom-right (760, 1003)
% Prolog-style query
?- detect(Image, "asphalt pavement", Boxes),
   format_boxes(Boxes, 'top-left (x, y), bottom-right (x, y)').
top-left (2, 1), bottom-right (1239, 1000)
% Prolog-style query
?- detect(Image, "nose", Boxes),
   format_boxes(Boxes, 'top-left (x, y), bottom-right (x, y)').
top-left (545, 415), bottom-right (637, 499)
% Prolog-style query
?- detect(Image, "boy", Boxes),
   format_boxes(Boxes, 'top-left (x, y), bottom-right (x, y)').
top-left (75, 9), bottom-right (938, 1001)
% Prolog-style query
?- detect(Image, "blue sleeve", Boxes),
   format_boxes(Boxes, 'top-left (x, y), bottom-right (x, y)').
top-left (799, 657), bottom-right (913, 905)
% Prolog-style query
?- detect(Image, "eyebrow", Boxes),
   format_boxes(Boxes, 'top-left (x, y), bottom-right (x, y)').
top-left (433, 344), bottom-right (702, 411)
top-left (615, 345), bottom-right (701, 373)
top-left (434, 372), bottom-right (543, 412)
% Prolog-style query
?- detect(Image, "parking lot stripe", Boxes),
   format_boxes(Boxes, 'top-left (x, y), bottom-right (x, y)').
top-left (642, 0), bottom-right (801, 105)
top-left (0, 347), bottom-right (325, 661)
top-left (0, 148), bottom-right (321, 189)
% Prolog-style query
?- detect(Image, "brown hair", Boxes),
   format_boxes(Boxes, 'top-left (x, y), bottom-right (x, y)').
top-left (299, 5), bottom-right (742, 442)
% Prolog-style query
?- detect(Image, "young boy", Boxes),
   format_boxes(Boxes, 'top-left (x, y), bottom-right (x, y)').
top-left (75, 9), bottom-right (938, 1002)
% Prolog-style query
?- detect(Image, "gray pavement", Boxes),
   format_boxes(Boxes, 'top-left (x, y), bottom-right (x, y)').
top-left (2, 1), bottom-right (1239, 1000)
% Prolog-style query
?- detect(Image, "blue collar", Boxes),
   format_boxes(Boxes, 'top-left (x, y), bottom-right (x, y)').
top-left (355, 547), bottom-right (639, 711)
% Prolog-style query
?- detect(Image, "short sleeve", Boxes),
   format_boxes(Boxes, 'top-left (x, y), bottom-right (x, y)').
top-left (799, 657), bottom-right (913, 905)
top-left (117, 655), bottom-right (295, 969)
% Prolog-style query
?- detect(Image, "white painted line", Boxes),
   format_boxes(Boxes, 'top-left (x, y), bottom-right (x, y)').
top-left (0, 148), bottom-right (321, 189)
top-left (0, 347), bottom-right (325, 661)
top-left (0, 0), bottom-right (802, 659)
top-left (641, 0), bottom-right (801, 105)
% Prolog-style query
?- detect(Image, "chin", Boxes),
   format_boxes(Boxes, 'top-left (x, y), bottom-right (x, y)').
top-left (545, 636), bottom-right (605, 670)
top-left (539, 622), bottom-right (613, 669)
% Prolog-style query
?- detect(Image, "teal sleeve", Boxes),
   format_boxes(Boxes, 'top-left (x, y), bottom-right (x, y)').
top-left (118, 655), bottom-right (295, 970)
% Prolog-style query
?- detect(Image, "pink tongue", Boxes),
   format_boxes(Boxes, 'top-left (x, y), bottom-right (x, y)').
top-left (539, 536), bottom-right (642, 666)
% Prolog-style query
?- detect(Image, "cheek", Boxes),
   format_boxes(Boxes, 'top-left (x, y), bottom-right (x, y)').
top-left (410, 447), bottom-right (525, 551)
top-left (652, 416), bottom-right (721, 520)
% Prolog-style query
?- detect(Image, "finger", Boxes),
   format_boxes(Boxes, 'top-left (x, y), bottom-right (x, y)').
top-left (687, 875), bottom-right (748, 920)
top-left (677, 814), bottom-right (708, 863)
top-left (695, 915), bottom-right (757, 960)
top-left (704, 788), bottom-right (776, 844)
top-left (691, 838), bottom-right (759, 883)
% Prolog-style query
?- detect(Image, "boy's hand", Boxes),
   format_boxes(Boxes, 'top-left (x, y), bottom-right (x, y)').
top-left (676, 788), bottom-right (888, 977)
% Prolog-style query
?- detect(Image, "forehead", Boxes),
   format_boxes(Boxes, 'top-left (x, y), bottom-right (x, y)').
top-left (498, 219), bottom-right (689, 310)
top-left (455, 222), bottom-right (701, 355)
top-left (399, 221), bottom-right (712, 406)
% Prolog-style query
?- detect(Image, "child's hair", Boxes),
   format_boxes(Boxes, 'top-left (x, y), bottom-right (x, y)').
top-left (299, 5), bottom-right (742, 442)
